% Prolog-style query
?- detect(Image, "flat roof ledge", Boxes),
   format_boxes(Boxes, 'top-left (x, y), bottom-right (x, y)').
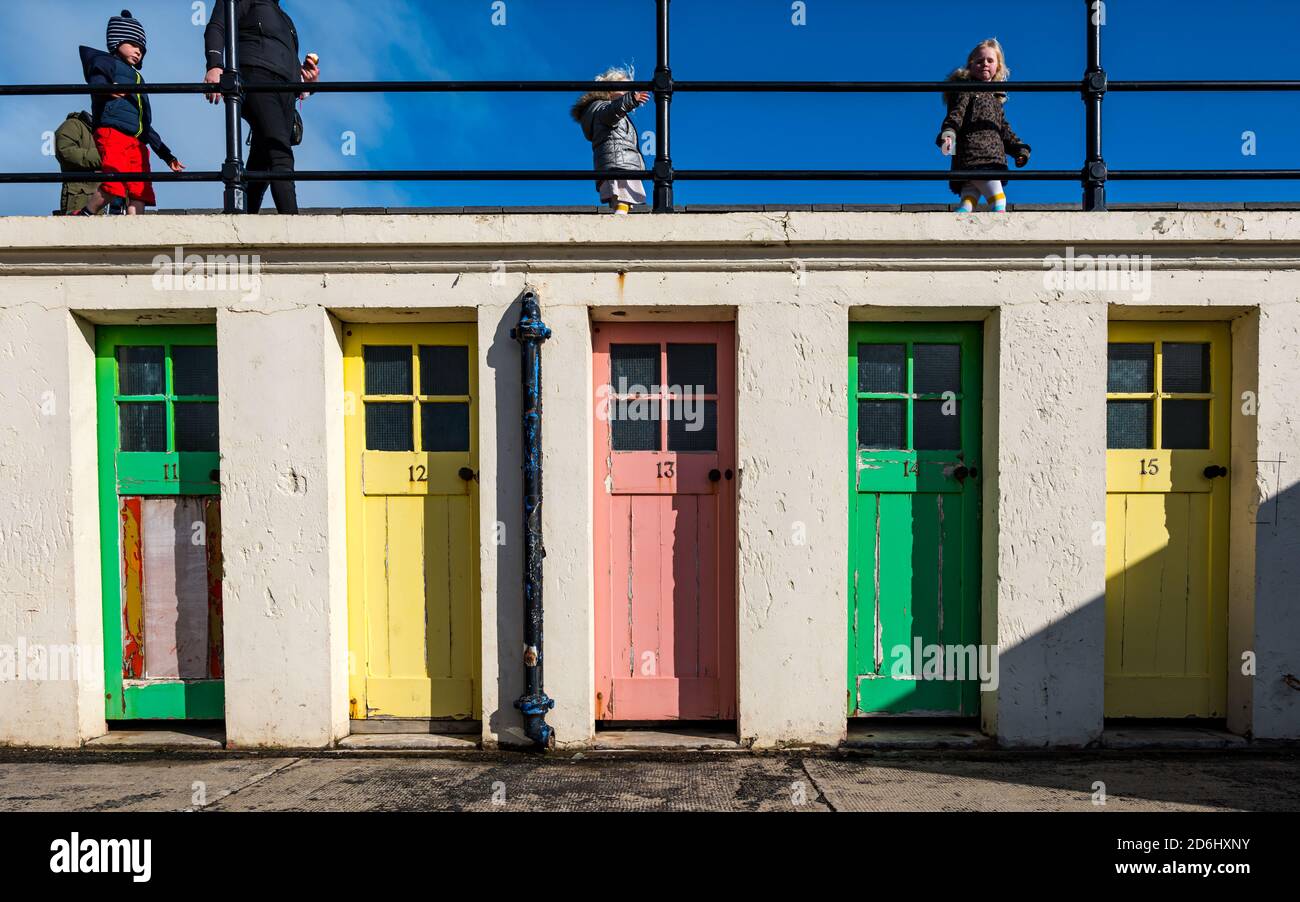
top-left (3, 209), bottom-right (1300, 257)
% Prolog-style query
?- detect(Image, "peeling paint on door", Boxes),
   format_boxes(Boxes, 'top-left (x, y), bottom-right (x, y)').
top-left (343, 323), bottom-right (480, 721)
top-left (96, 325), bottom-right (224, 720)
top-left (848, 323), bottom-right (982, 717)
top-left (1104, 322), bottom-right (1229, 717)
top-left (593, 322), bottom-right (737, 721)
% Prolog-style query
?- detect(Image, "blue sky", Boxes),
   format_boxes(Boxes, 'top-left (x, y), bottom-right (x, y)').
top-left (0, 0), bottom-right (1296, 213)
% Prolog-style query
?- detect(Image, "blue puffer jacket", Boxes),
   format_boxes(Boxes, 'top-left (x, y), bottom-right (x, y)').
top-left (79, 46), bottom-right (176, 164)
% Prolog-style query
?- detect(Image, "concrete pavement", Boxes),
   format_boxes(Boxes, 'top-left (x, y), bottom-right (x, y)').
top-left (1, 750), bottom-right (1297, 812)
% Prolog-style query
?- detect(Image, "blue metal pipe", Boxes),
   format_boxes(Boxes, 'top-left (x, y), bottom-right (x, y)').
top-left (511, 291), bottom-right (555, 750)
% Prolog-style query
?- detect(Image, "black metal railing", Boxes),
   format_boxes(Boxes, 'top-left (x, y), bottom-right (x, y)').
top-left (3, 0), bottom-right (1298, 213)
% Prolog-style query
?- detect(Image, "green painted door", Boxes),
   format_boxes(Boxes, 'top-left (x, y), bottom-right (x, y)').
top-left (96, 325), bottom-right (224, 720)
top-left (848, 323), bottom-right (982, 716)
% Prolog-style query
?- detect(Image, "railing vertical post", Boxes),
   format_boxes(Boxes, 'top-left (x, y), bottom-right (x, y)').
top-left (1082, 0), bottom-right (1107, 211)
top-left (221, 0), bottom-right (246, 214)
top-left (653, 0), bottom-right (674, 212)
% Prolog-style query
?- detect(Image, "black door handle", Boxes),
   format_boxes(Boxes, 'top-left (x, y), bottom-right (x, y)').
top-left (458, 467), bottom-right (477, 482)
top-left (953, 465), bottom-right (970, 481)
top-left (708, 469), bottom-right (722, 483)
top-left (1203, 465), bottom-right (1228, 479)
top-left (209, 469), bottom-right (220, 482)
top-left (725, 469), bottom-right (734, 480)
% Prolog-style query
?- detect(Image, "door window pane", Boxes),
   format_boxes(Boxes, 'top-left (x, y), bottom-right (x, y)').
top-left (421, 402), bottom-right (470, 452)
top-left (858, 344), bottom-right (906, 393)
top-left (667, 400), bottom-right (717, 452)
top-left (117, 346), bottom-right (165, 396)
top-left (171, 346), bottom-right (218, 396)
top-left (610, 344), bottom-right (660, 395)
top-left (667, 344), bottom-right (716, 395)
top-left (858, 400), bottom-right (905, 449)
top-left (120, 402), bottom-right (167, 452)
top-left (174, 403), bottom-right (219, 452)
top-left (419, 346), bottom-right (469, 396)
top-left (365, 402), bottom-right (414, 451)
top-left (364, 346), bottom-right (413, 396)
top-left (1107, 400), bottom-right (1152, 449)
top-left (1162, 399), bottom-right (1210, 449)
top-left (913, 344), bottom-right (961, 395)
top-left (1162, 343), bottom-right (1211, 393)
top-left (914, 400), bottom-right (961, 450)
top-left (1108, 343), bottom-right (1154, 392)
top-left (610, 398), bottom-right (660, 451)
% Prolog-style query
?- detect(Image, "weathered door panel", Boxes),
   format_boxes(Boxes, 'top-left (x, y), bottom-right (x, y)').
top-left (1105, 322), bottom-right (1229, 717)
top-left (593, 323), bottom-right (736, 721)
top-left (344, 323), bottom-right (479, 721)
top-left (96, 326), bottom-right (224, 720)
top-left (849, 324), bottom-right (982, 717)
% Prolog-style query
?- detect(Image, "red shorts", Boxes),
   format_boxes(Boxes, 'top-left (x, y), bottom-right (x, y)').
top-left (94, 127), bottom-right (156, 206)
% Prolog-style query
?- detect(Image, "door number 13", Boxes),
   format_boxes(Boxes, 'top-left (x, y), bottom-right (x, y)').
top-left (656, 462), bottom-right (675, 479)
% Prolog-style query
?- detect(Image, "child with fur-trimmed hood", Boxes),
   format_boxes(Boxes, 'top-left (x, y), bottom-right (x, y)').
top-left (572, 68), bottom-right (650, 214)
top-left (937, 39), bottom-right (1031, 213)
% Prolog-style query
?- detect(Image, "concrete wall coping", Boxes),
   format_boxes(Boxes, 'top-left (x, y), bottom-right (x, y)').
top-left (3, 211), bottom-right (1300, 255)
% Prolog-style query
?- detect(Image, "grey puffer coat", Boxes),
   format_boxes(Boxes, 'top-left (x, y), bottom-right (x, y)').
top-left (571, 90), bottom-right (646, 173)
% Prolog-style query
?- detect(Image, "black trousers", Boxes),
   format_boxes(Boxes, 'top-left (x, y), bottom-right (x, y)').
top-left (241, 66), bottom-right (298, 214)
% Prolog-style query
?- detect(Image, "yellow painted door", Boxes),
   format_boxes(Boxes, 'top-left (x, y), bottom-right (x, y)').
top-left (344, 323), bottom-right (479, 721)
top-left (1105, 322), bottom-right (1229, 717)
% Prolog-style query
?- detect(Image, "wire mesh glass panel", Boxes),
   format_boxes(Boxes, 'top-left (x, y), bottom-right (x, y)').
top-left (171, 346), bottom-right (218, 396)
top-left (668, 400), bottom-right (717, 451)
top-left (667, 344), bottom-right (716, 395)
top-left (610, 344), bottom-right (660, 395)
top-left (1162, 343), bottom-right (1211, 393)
top-left (1107, 400), bottom-right (1152, 449)
top-left (419, 346), bottom-right (469, 397)
top-left (364, 346), bottom-right (413, 396)
top-left (913, 344), bottom-right (961, 395)
top-left (914, 400), bottom-right (961, 450)
top-left (858, 344), bottom-right (906, 394)
top-left (174, 403), bottom-right (219, 452)
top-left (857, 400), bottom-right (905, 449)
top-left (119, 402), bottom-right (166, 452)
top-left (1108, 343), bottom-right (1154, 392)
top-left (421, 402), bottom-right (470, 452)
top-left (117, 346), bottom-right (165, 396)
top-left (365, 402), bottom-right (414, 451)
top-left (610, 398), bottom-right (660, 451)
top-left (1162, 399), bottom-right (1210, 449)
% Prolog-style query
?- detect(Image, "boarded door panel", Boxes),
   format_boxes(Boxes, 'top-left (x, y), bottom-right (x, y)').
top-left (344, 323), bottom-right (479, 721)
top-left (594, 322), bottom-right (736, 721)
top-left (1105, 322), bottom-right (1229, 717)
top-left (137, 496), bottom-right (212, 681)
top-left (96, 326), bottom-right (224, 720)
top-left (849, 324), bottom-right (982, 717)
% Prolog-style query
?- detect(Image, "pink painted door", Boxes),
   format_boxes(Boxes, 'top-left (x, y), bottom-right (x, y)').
top-left (593, 322), bottom-right (737, 721)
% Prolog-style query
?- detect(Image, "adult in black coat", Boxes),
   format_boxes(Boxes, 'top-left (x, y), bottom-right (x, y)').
top-left (203, 0), bottom-right (318, 213)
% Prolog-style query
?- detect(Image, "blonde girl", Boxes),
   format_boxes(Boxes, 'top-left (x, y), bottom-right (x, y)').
top-left (937, 39), bottom-right (1031, 212)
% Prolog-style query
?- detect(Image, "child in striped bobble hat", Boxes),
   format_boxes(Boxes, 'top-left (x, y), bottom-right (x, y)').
top-left (75, 10), bottom-right (185, 215)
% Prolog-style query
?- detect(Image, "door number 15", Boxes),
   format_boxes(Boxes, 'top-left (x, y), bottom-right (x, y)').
top-left (1139, 458), bottom-right (1160, 476)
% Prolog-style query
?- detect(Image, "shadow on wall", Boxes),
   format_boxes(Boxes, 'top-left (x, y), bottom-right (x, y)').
top-left (487, 297), bottom-right (526, 746)
top-left (989, 458), bottom-right (1298, 746)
